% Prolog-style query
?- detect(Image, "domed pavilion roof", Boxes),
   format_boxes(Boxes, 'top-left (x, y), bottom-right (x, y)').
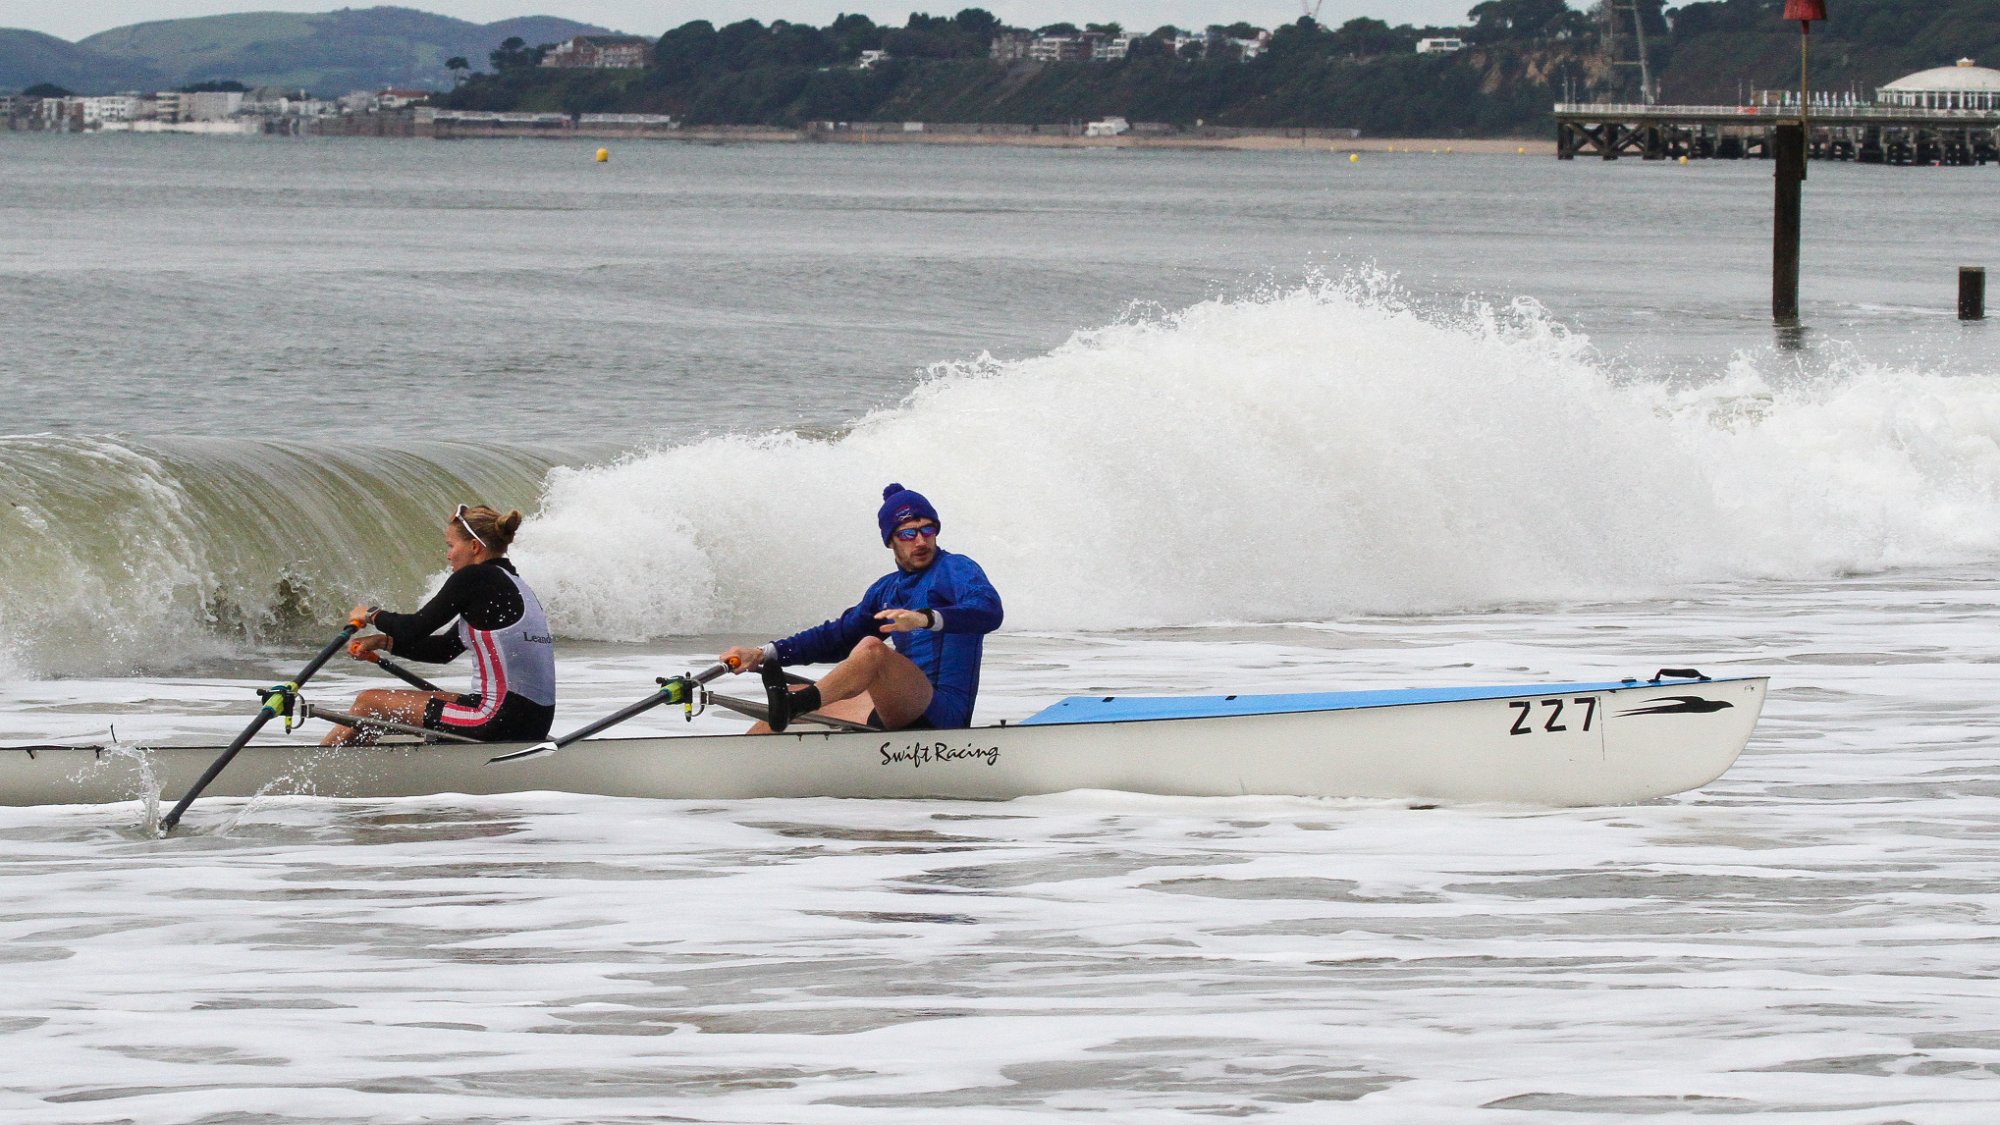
top-left (1881, 60), bottom-right (2000, 93)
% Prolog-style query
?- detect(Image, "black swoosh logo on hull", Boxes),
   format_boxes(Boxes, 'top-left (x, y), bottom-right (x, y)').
top-left (1619, 696), bottom-right (1734, 716)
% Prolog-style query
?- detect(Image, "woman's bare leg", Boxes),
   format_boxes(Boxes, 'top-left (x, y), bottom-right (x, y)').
top-left (320, 688), bottom-right (456, 746)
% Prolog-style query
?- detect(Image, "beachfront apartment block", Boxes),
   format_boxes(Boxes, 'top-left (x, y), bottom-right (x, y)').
top-left (990, 32), bottom-right (1032, 61)
top-left (1095, 35), bottom-right (1144, 61)
top-left (146, 91), bottom-right (243, 122)
top-left (541, 36), bottom-right (655, 69)
top-left (991, 29), bottom-right (1266, 64)
top-left (66, 96), bottom-right (144, 124)
top-left (1028, 36), bottom-right (1094, 63)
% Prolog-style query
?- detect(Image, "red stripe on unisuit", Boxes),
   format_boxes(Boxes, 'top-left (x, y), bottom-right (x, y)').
top-left (441, 629), bottom-right (507, 726)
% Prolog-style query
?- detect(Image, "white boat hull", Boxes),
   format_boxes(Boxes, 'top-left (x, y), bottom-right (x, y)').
top-left (0, 677), bottom-right (1767, 809)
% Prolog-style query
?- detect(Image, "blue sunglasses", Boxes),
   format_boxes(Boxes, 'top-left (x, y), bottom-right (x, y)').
top-left (892, 524), bottom-right (939, 542)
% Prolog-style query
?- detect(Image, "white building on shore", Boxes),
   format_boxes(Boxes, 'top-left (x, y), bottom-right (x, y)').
top-left (1878, 59), bottom-right (2000, 112)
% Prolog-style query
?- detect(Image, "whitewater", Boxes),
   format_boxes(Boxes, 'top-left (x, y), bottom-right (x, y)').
top-left (3, 136), bottom-right (1999, 1121)
top-left (9, 277), bottom-right (2000, 676)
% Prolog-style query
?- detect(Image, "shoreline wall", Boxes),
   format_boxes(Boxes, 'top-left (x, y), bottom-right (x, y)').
top-left (311, 111), bottom-right (1549, 153)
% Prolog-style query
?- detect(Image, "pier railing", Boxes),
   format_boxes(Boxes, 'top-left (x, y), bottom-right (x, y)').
top-left (1556, 103), bottom-right (2000, 126)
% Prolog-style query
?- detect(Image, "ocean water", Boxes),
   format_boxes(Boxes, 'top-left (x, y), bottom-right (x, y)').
top-left (3, 133), bottom-right (1999, 1121)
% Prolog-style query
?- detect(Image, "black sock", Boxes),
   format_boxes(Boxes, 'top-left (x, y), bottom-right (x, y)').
top-left (761, 662), bottom-right (792, 732)
top-left (789, 684), bottom-right (823, 718)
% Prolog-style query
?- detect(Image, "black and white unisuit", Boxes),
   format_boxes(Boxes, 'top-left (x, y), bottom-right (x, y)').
top-left (370, 558), bottom-right (556, 742)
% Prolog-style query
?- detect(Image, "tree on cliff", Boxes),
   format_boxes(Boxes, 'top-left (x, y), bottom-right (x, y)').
top-left (1468, 0), bottom-right (1589, 42)
top-left (489, 37), bottom-right (550, 72)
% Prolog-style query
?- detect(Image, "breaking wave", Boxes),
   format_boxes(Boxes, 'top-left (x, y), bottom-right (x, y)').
top-left (8, 274), bottom-right (2000, 676)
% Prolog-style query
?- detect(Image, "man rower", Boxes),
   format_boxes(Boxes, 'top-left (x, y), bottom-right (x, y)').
top-left (720, 483), bottom-right (1002, 733)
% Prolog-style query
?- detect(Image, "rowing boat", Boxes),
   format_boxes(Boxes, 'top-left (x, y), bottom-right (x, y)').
top-left (0, 672), bottom-right (1765, 808)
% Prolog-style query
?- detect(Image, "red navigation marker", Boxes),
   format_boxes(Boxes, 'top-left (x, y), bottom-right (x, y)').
top-left (1783, 0), bottom-right (1827, 26)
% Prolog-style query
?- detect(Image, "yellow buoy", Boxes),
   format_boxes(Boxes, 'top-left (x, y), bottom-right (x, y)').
top-left (1679, 155), bottom-right (1690, 165)
top-left (1445, 146), bottom-right (1454, 154)
top-left (595, 148), bottom-right (609, 163)
top-left (1349, 153), bottom-right (1359, 163)
top-left (1517, 146), bottom-right (1527, 155)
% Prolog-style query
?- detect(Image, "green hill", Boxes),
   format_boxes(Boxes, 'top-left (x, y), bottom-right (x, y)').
top-left (2, 6), bottom-right (609, 95)
top-left (0, 28), bottom-right (164, 92)
top-left (11, 1), bottom-right (1995, 133)
top-left (440, 0), bottom-right (2000, 137)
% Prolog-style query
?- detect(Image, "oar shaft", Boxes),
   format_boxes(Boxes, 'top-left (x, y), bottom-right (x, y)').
top-left (303, 704), bottom-right (479, 744)
top-left (555, 660), bottom-right (734, 749)
top-left (490, 660), bottom-right (738, 764)
top-left (161, 712), bottom-right (278, 829)
top-left (161, 621), bottom-right (360, 832)
top-left (549, 689), bottom-right (676, 749)
top-left (374, 654), bottom-right (443, 694)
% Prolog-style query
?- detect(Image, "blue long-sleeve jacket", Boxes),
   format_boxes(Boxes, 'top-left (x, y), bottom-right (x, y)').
top-left (772, 549), bottom-right (1003, 728)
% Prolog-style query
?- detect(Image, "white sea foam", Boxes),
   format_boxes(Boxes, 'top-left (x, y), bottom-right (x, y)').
top-left (517, 276), bottom-right (2000, 640)
top-left (5, 571), bottom-right (2000, 1122)
top-left (9, 278), bottom-right (1999, 677)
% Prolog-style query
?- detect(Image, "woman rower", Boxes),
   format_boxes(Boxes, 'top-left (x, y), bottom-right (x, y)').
top-left (323, 503), bottom-right (557, 747)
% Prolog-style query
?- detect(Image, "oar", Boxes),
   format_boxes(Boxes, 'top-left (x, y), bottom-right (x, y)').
top-left (299, 703), bottom-right (480, 745)
top-left (160, 615), bottom-right (366, 833)
top-left (489, 658), bottom-right (738, 764)
top-left (364, 650), bottom-right (443, 694)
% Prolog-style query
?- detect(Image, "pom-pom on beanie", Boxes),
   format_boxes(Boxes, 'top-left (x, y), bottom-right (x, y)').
top-left (877, 483), bottom-right (940, 545)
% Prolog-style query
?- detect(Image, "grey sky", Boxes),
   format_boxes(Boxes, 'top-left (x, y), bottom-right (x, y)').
top-left (4, 2), bottom-right (1484, 44)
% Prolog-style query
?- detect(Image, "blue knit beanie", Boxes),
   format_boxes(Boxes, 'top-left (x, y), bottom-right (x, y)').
top-left (877, 483), bottom-right (940, 545)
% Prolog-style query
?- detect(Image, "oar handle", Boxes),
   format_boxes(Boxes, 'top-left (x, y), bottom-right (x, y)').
top-left (685, 660), bottom-right (734, 687)
top-left (161, 616), bottom-right (365, 832)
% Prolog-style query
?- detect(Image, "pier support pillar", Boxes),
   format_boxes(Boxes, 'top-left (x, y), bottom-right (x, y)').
top-left (1962, 267), bottom-right (1987, 321)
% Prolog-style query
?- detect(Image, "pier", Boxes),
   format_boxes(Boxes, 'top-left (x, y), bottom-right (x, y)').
top-left (1556, 103), bottom-right (2000, 165)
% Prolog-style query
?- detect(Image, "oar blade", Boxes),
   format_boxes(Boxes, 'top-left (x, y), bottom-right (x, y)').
top-left (488, 741), bottom-right (557, 764)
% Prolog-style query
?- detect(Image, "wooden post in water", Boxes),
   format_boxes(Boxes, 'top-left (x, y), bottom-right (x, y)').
top-left (1772, 1), bottom-right (1825, 325)
top-left (1963, 267), bottom-right (1988, 321)
top-left (1772, 123), bottom-right (1806, 324)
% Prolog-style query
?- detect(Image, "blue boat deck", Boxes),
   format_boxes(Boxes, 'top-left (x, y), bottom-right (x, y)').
top-left (1019, 678), bottom-right (1710, 726)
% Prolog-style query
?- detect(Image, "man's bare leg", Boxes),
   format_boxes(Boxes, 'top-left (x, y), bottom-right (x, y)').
top-left (742, 693), bottom-right (872, 735)
top-left (766, 637), bottom-right (932, 732)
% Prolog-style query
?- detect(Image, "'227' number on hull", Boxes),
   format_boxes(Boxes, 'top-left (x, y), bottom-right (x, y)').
top-left (1509, 697), bottom-right (1598, 736)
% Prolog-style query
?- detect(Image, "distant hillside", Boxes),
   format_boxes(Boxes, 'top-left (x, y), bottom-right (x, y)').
top-left (0, 6), bottom-right (610, 95)
top-left (439, 14), bottom-right (1597, 136)
top-left (439, 0), bottom-right (2000, 138)
top-left (0, 28), bottom-right (166, 92)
